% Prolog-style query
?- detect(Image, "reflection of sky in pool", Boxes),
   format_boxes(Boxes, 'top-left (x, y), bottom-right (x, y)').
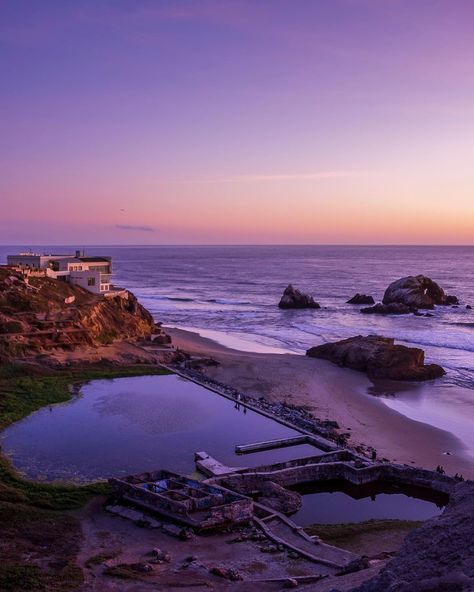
top-left (0, 375), bottom-right (320, 482)
top-left (291, 487), bottom-right (445, 526)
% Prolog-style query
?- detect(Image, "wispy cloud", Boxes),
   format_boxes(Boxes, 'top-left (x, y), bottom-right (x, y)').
top-left (185, 170), bottom-right (375, 184)
top-left (115, 224), bottom-right (155, 232)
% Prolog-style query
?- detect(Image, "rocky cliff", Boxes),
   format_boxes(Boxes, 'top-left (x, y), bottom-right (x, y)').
top-left (0, 269), bottom-right (160, 361)
top-left (350, 481), bottom-right (474, 592)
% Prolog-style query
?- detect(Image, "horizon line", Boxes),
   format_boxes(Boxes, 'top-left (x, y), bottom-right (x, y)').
top-left (1, 243), bottom-right (473, 248)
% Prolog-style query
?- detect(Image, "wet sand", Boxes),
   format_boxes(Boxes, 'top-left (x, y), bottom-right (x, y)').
top-left (167, 327), bottom-right (474, 479)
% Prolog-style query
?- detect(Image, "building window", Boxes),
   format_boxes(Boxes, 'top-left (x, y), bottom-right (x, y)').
top-left (89, 265), bottom-right (110, 272)
top-left (87, 277), bottom-right (95, 286)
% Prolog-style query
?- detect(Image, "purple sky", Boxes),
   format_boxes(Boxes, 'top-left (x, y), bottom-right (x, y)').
top-left (1, 0), bottom-right (473, 244)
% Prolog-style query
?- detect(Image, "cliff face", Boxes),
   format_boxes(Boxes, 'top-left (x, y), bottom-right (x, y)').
top-left (351, 481), bottom-right (474, 592)
top-left (0, 269), bottom-right (156, 360)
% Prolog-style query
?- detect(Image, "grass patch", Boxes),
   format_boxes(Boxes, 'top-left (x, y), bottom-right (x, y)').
top-left (0, 564), bottom-right (46, 591)
top-left (104, 564), bottom-right (153, 580)
top-left (0, 362), bottom-right (171, 509)
top-left (305, 519), bottom-right (423, 553)
top-left (0, 362), bottom-right (172, 590)
top-left (85, 552), bottom-right (119, 568)
top-left (0, 362), bottom-right (171, 431)
top-left (0, 501), bottom-right (84, 591)
top-left (0, 456), bottom-right (109, 509)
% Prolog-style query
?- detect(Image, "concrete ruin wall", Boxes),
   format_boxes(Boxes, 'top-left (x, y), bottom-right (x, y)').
top-left (216, 461), bottom-right (456, 498)
top-left (109, 472), bottom-right (254, 530)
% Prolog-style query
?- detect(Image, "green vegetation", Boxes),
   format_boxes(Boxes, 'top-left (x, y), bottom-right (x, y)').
top-left (0, 501), bottom-right (84, 591)
top-left (85, 552), bottom-right (119, 569)
top-left (0, 361), bottom-right (172, 591)
top-left (305, 519), bottom-right (423, 554)
top-left (0, 362), bottom-right (171, 431)
top-left (0, 362), bottom-right (171, 508)
top-left (0, 565), bottom-right (46, 591)
top-left (305, 518), bottom-right (424, 541)
top-left (103, 564), bottom-right (151, 580)
top-left (96, 329), bottom-right (119, 344)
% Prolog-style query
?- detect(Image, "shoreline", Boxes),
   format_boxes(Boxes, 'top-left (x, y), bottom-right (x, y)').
top-left (166, 324), bottom-right (298, 355)
top-left (166, 325), bottom-right (474, 479)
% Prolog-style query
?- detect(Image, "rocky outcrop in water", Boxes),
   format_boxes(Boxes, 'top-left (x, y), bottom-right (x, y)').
top-left (0, 269), bottom-right (161, 361)
top-left (306, 335), bottom-right (445, 381)
top-left (361, 302), bottom-right (414, 315)
top-left (383, 275), bottom-right (459, 309)
top-left (347, 294), bottom-right (375, 305)
top-left (350, 481), bottom-right (474, 592)
top-left (278, 285), bottom-right (320, 309)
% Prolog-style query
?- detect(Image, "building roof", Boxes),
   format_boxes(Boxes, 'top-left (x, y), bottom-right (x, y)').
top-left (77, 257), bottom-right (110, 263)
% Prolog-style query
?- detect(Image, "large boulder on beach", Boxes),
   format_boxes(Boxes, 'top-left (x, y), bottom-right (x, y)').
top-left (383, 275), bottom-right (459, 309)
top-left (347, 294), bottom-right (375, 305)
top-left (306, 335), bottom-right (445, 381)
top-left (361, 302), bottom-right (414, 315)
top-left (278, 285), bottom-right (320, 309)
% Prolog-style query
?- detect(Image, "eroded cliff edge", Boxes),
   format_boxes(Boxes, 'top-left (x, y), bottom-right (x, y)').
top-left (0, 268), bottom-right (169, 362)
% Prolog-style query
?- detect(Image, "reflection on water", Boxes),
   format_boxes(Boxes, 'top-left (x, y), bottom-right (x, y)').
top-left (369, 380), bottom-right (474, 456)
top-left (290, 480), bottom-right (447, 525)
top-left (0, 375), bottom-right (320, 483)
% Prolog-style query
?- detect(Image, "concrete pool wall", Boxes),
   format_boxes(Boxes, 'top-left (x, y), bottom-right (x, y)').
top-left (212, 455), bottom-right (457, 498)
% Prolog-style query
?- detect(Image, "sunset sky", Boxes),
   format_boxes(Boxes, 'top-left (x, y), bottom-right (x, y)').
top-left (1, 0), bottom-right (473, 245)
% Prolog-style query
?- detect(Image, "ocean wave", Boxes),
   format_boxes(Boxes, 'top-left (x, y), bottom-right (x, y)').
top-left (135, 294), bottom-right (195, 303)
top-left (287, 318), bottom-right (474, 354)
top-left (206, 298), bottom-right (252, 305)
top-left (385, 332), bottom-right (474, 355)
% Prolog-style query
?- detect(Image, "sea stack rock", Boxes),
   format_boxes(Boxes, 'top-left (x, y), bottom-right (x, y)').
top-left (383, 275), bottom-right (459, 309)
top-left (347, 294), bottom-right (375, 305)
top-left (361, 302), bottom-right (414, 315)
top-left (306, 335), bottom-right (445, 381)
top-left (278, 284), bottom-right (320, 309)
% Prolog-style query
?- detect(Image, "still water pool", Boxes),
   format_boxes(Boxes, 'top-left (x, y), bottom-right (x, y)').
top-left (1, 374), bottom-right (448, 525)
top-left (290, 480), bottom-right (447, 525)
top-left (0, 374), bottom-right (317, 482)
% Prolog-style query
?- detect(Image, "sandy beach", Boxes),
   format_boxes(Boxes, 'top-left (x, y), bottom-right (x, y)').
top-left (167, 326), bottom-right (474, 480)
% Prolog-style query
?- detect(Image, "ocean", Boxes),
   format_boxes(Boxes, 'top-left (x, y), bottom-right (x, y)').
top-left (1, 245), bottom-right (473, 384)
top-left (1, 245), bottom-right (473, 451)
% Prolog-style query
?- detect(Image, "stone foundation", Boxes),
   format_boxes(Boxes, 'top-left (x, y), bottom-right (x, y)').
top-left (109, 469), bottom-right (253, 531)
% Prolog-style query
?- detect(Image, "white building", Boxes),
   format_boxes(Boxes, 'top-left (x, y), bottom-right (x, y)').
top-left (7, 250), bottom-right (113, 295)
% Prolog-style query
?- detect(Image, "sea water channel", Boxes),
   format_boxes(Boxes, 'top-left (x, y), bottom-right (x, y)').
top-left (1, 374), bottom-right (445, 524)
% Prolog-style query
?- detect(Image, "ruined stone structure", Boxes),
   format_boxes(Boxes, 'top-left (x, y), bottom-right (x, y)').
top-left (210, 450), bottom-right (455, 501)
top-left (109, 470), bottom-right (253, 531)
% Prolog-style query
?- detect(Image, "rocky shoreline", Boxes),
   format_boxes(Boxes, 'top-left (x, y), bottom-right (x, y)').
top-left (1, 271), bottom-right (473, 591)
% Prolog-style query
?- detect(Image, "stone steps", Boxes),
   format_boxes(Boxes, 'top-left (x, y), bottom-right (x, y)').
top-left (253, 503), bottom-right (360, 573)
